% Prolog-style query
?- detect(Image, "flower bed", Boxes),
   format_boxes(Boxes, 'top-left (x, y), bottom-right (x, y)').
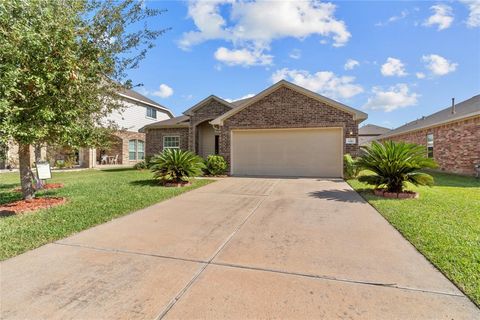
top-left (373, 189), bottom-right (419, 199)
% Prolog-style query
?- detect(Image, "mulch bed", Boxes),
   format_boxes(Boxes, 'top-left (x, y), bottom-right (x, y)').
top-left (163, 181), bottom-right (192, 187)
top-left (0, 197), bottom-right (66, 217)
top-left (13, 183), bottom-right (64, 193)
top-left (373, 189), bottom-right (419, 199)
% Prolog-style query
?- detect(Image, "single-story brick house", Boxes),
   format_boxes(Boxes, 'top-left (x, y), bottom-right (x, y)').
top-left (377, 95), bottom-right (480, 175)
top-left (358, 124), bottom-right (390, 146)
top-left (142, 80), bottom-right (368, 178)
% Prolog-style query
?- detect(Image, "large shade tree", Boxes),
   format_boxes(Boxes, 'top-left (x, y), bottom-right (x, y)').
top-left (0, 0), bottom-right (167, 199)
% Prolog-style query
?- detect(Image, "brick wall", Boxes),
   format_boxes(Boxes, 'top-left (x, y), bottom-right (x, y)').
top-left (219, 87), bottom-right (359, 166)
top-left (379, 116), bottom-right (480, 175)
top-left (188, 100), bottom-right (231, 152)
top-left (145, 127), bottom-right (189, 157)
top-left (113, 131), bottom-right (146, 164)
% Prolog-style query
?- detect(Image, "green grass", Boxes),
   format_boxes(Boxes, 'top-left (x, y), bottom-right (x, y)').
top-left (348, 171), bottom-right (480, 306)
top-left (0, 169), bottom-right (213, 260)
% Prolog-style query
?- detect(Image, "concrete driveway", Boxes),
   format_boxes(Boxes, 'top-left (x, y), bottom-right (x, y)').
top-left (1, 178), bottom-right (478, 319)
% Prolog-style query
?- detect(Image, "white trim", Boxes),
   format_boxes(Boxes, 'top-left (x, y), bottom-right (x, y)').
top-left (183, 95), bottom-right (236, 116)
top-left (117, 92), bottom-right (174, 118)
top-left (163, 135), bottom-right (181, 149)
top-left (211, 80), bottom-right (368, 125)
top-left (379, 113), bottom-right (480, 140)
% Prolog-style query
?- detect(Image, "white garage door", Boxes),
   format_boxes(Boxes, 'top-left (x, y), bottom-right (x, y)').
top-left (231, 128), bottom-right (343, 177)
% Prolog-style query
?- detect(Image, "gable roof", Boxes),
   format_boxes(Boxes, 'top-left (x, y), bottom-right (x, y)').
top-left (210, 80), bottom-right (368, 125)
top-left (359, 124), bottom-right (391, 136)
top-left (380, 94), bottom-right (480, 139)
top-left (117, 88), bottom-right (174, 118)
top-left (183, 95), bottom-right (236, 116)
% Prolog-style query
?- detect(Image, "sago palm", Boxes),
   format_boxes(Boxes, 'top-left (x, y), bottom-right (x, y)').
top-left (357, 141), bottom-right (437, 193)
top-left (150, 149), bottom-right (205, 183)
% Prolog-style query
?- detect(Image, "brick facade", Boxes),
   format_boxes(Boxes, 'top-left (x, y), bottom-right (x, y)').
top-left (113, 131), bottom-right (146, 164)
top-left (379, 116), bottom-right (480, 175)
top-left (188, 100), bottom-right (231, 153)
top-left (219, 87), bottom-right (359, 166)
top-left (145, 127), bottom-right (189, 157)
top-left (145, 86), bottom-right (361, 172)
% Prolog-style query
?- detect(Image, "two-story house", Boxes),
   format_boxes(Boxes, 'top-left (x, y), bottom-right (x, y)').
top-left (0, 88), bottom-right (173, 169)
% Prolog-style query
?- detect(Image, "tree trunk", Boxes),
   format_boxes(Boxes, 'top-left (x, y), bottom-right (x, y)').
top-left (33, 144), bottom-right (44, 189)
top-left (18, 143), bottom-right (35, 200)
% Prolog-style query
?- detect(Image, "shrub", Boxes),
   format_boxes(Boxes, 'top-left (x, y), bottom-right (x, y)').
top-left (204, 155), bottom-right (227, 176)
top-left (343, 154), bottom-right (360, 179)
top-left (357, 141), bottom-right (437, 193)
top-left (150, 149), bottom-right (205, 184)
top-left (133, 161), bottom-right (148, 170)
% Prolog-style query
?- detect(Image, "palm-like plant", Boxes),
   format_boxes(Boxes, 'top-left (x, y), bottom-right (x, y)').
top-left (357, 141), bottom-right (437, 193)
top-left (150, 149), bottom-right (205, 184)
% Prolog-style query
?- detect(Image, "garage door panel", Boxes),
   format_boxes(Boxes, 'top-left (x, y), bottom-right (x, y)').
top-left (231, 128), bottom-right (342, 177)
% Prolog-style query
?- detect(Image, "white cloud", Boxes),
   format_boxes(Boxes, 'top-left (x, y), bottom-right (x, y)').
top-left (214, 47), bottom-right (273, 66)
top-left (416, 72), bottom-right (426, 79)
top-left (289, 49), bottom-right (301, 60)
top-left (380, 57), bottom-right (408, 77)
top-left (363, 84), bottom-right (419, 112)
top-left (375, 10), bottom-right (409, 27)
top-left (460, 0), bottom-right (480, 27)
top-left (271, 68), bottom-right (363, 99)
top-left (422, 54), bottom-right (458, 76)
top-left (224, 93), bottom-right (255, 103)
top-left (344, 58), bottom-right (360, 70)
top-left (179, 1), bottom-right (351, 66)
top-left (153, 84), bottom-right (174, 98)
top-left (424, 4), bottom-right (454, 30)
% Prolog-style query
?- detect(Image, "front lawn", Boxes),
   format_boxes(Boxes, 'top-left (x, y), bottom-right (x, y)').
top-left (348, 171), bottom-right (480, 306)
top-left (0, 169), bottom-right (212, 260)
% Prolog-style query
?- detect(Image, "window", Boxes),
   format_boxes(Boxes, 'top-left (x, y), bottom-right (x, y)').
top-left (426, 133), bottom-right (434, 158)
top-left (129, 139), bottom-right (145, 160)
top-left (146, 107), bottom-right (157, 119)
top-left (129, 140), bottom-right (137, 160)
top-left (214, 135), bottom-right (219, 155)
top-left (137, 140), bottom-right (145, 160)
top-left (163, 136), bottom-right (180, 149)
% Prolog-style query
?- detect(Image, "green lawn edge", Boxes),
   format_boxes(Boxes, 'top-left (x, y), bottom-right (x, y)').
top-left (0, 169), bottom-right (214, 260)
top-left (347, 171), bottom-right (480, 307)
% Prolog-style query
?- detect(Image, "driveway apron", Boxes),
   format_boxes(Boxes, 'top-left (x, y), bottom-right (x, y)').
top-left (1, 177), bottom-right (478, 319)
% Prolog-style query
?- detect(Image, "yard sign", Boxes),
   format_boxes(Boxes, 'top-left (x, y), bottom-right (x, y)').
top-left (36, 162), bottom-right (52, 180)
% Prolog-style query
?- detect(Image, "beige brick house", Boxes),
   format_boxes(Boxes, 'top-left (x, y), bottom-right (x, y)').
top-left (0, 88), bottom-right (173, 169)
top-left (377, 95), bottom-right (480, 175)
top-left (142, 80), bottom-right (368, 178)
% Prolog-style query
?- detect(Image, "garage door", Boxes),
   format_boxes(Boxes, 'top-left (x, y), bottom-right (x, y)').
top-left (231, 128), bottom-right (343, 177)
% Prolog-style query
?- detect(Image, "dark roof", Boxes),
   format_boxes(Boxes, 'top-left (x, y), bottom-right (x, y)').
top-left (359, 124), bottom-right (391, 136)
top-left (118, 87), bottom-right (173, 117)
top-left (381, 94), bottom-right (480, 138)
top-left (141, 115), bottom-right (190, 130)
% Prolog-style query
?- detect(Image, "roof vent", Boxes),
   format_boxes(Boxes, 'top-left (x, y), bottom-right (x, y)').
top-left (451, 98), bottom-right (456, 114)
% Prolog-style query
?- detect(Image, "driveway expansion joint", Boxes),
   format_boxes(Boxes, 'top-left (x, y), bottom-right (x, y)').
top-left (210, 261), bottom-right (467, 299)
top-left (53, 242), bottom-right (208, 265)
top-left (155, 179), bottom-right (280, 320)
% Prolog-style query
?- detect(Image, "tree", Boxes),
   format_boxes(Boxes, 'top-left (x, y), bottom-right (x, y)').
top-left (0, 0), bottom-right (167, 199)
top-left (357, 141), bottom-right (437, 193)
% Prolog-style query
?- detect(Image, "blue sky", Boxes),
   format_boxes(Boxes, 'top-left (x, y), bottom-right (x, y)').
top-left (127, 1), bottom-right (480, 128)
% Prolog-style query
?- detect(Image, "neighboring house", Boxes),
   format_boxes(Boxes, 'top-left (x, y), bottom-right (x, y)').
top-left (358, 124), bottom-right (390, 146)
top-left (378, 95), bottom-right (480, 175)
top-left (142, 80), bottom-right (368, 178)
top-left (0, 88), bottom-right (173, 169)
